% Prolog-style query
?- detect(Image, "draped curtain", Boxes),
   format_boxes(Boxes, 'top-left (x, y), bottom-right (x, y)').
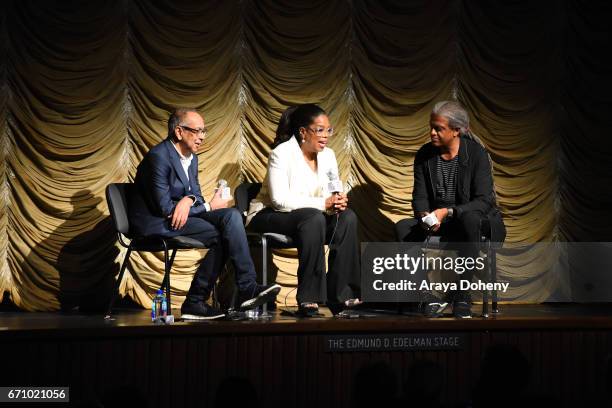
top-left (0, 0), bottom-right (610, 310)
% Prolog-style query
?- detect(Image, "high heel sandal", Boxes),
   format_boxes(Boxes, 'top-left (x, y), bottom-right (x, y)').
top-left (328, 298), bottom-right (362, 316)
top-left (298, 302), bottom-right (319, 317)
top-left (344, 298), bottom-right (362, 308)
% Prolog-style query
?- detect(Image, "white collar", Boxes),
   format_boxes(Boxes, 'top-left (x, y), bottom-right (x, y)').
top-left (173, 142), bottom-right (192, 162)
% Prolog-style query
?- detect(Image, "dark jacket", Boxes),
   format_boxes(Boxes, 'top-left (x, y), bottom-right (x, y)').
top-left (129, 139), bottom-right (207, 237)
top-left (412, 135), bottom-right (505, 241)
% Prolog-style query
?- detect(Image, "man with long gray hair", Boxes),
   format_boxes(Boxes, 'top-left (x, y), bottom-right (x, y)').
top-left (395, 100), bottom-right (505, 318)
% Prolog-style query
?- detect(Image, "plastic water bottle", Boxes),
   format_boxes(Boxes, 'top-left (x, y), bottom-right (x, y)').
top-left (151, 289), bottom-right (167, 323)
top-left (218, 179), bottom-right (231, 200)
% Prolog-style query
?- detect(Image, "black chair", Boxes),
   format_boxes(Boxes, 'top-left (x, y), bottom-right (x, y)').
top-left (423, 212), bottom-right (504, 318)
top-left (466, 132), bottom-right (506, 316)
top-left (234, 182), bottom-right (293, 312)
top-left (104, 183), bottom-right (208, 319)
top-left (479, 210), bottom-right (505, 316)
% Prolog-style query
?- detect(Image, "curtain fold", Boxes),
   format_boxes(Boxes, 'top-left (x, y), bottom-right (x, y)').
top-left (0, 8), bottom-right (9, 300)
top-left (456, 1), bottom-right (563, 300)
top-left (349, 0), bottom-right (455, 242)
top-left (0, 0), bottom-right (608, 310)
top-left (4, 1), bottom-right (126, 310)
top-left (559, 0), bottom-right (612, 241)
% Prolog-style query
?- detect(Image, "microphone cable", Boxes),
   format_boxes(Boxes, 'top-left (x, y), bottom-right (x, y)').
top-left (325, 211), bottom-right (340, 257)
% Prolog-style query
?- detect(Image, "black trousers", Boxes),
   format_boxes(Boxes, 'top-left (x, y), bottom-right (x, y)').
top-left (249, 207), bottom-right (361, 305)
top-left (162, 208), bottom-right (258, 304)
top-left (394, 210), bottom-right (484, 284)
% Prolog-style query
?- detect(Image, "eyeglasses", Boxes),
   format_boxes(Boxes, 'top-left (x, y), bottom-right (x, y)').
top-left (306, 127), bottom-right (334, 137)
top-left (179, 125), bottom-right (208, 137)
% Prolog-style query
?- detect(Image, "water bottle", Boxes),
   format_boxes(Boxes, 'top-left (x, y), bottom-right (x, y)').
top-left (217, 179), bottom-right (231, 200)
top-left (151, 289), bottom-right (167, 323)
top-left (160, 290), bottom-right (168, 319)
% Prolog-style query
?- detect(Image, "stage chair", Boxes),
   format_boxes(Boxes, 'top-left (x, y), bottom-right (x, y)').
top-left (234, 182), bottom-right (293, 313)
top-left (422, 215), bottom-right (502, 318)
top-left (104, 183), bottom-right (208, 319)
top-left (479, 212), bottom-right (504, 316)
top-left (465, 132), bottom-right (506, 316)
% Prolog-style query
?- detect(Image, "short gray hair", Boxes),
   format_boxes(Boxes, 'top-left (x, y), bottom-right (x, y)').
top-left (432, 101), bottom-right (469, 134)
top-left (167, 107), bottom-right (199, 140)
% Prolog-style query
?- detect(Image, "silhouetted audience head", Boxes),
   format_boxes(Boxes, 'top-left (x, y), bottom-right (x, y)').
top-left (606, 355), bottom-right (612, 395)
top-left (352, 360), bottom-right (399, 408)
top-left (74, 401), bottom-right (103, 408)
top-left (214, 376), bottom-right (259, 408)
top-left (402, 359), bottom-right (444, 408)
top-left (100, 385), bottom-right (148, 408)
top-left (473, 343), bottom-right (530, 408)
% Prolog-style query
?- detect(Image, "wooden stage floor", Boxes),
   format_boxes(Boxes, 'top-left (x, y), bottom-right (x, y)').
top-left (2, 304), bottom-right (612, 407)
top-left (3, 303), bottom-right (612, 336)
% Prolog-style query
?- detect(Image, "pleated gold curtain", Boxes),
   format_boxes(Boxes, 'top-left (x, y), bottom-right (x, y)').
top-left (0, 0), bottom-right (610, 311)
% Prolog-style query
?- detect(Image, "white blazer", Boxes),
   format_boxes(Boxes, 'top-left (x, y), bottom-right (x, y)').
top-left (249, 137), bottom-right (339, 219)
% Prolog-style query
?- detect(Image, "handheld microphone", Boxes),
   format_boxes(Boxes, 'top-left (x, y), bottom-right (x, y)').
top-left (422, 212), bottom-right (438, 228)
top-left (326, 169), bottom-right (343, 195)
top-left (326, 169), bottom-right (343, 216)
top-left (421, 213), bottom-right (438, 249)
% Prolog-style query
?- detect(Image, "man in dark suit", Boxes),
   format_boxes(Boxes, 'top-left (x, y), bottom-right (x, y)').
top-left (130, 108), bottom-right (280, 320)
top-left (395, 101), bottom-right (505, 319)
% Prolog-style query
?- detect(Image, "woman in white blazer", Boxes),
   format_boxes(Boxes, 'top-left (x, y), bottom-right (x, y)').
top-left (249, 104), bottom-right (361, 316)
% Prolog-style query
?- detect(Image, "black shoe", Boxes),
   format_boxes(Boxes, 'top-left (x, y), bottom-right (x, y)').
top-left (239, 284), bottom-right (281, 310)
top-left (422, 302), bottom-right (449, 318)
top-left (328, 298), bottom-right (362, 316)
top-left (418, 291), bottom-right (447, 317)
top-left (327, 302), bottom-right (343, 316)
top-left (180, 301), bottom-right (225, 320)
top-left (452, 301), bottom-right (472, 319)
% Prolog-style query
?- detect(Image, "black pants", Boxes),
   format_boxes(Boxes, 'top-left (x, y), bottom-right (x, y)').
top-left (163, 208), bottom-right (258, 304)
top-left (394, 210), bottom-right (484, 285)
top-left (249, 207), bottom-right (361, 305)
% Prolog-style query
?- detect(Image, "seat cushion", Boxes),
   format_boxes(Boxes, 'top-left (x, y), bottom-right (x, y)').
top-left (168, 236), bottom-right (209, 249)
top-left (263, 232), bottom-right (294, 246)
top-left (130, 235), bottom-right (208, 251)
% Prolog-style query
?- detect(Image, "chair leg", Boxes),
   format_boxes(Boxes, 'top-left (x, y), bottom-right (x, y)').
top-left (481, 243), bottom-right (491, 318)
top-left (228, 277), bottom-right (237, 310)
top-left (212, 280), bottom-right (220, 310)
top-left (261, 235), bottom-right (268, 315)
top-left (161, 243), bottom-right (177, 316)
top-left (105, 248), bottom-right (132, 319)
top-left (167, 249), bottom-right (177, 314)
top-left (492, 248), bottom-right (499, 314)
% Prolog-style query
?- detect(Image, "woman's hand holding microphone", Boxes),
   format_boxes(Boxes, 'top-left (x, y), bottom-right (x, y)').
top-left (325, 192), bottom-right (348, 213)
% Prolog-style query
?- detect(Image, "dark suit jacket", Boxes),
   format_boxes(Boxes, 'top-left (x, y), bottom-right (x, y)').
top-left (129, 139), bottom-right (207, 237)
top-left (412, 135), bottom-right (505, 241)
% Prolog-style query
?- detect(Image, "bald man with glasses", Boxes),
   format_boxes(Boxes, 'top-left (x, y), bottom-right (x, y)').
top-left (129, 108), bottom-right (280, 320)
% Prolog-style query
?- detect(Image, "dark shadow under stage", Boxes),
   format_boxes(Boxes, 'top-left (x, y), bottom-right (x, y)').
top-left (2, 304), bottom-right (612, 407)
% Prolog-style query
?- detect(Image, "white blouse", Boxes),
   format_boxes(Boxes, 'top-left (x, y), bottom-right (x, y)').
top-left (248, 137), bottom-right (339, 220)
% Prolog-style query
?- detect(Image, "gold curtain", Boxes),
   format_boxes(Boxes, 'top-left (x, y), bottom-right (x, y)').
top-left (0, 0), bottom-right (609, 311)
